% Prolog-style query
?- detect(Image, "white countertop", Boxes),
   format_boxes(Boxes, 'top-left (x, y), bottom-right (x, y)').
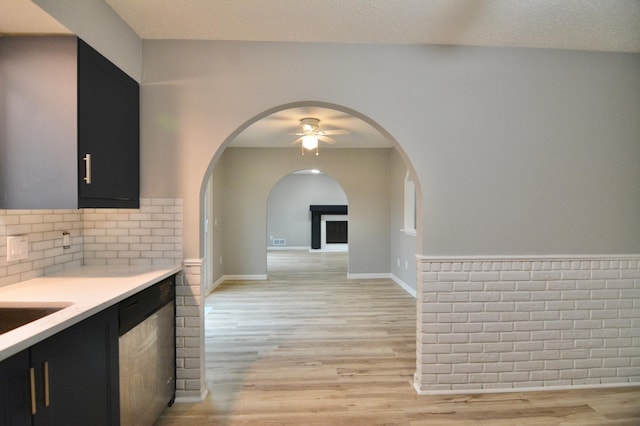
top-left (0, 264), bottom-right (182, 361)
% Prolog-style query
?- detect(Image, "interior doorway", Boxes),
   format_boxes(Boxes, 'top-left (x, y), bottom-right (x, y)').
top-left (266, 169), bottom-right (349, 276)
top-left (199, 101), bottom-right (422, 404)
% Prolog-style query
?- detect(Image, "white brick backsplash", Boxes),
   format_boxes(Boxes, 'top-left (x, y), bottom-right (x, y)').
top-left (416, 254), bottom-right (640, 393)
top-left (0, 209), bottom-right (83, 286)
top-left (0, 195), bottom-right (185, 379)
top-left (83, 198), bottom-right (183, 266)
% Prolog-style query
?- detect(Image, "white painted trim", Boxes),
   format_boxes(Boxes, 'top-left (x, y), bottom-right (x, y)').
top-left (174, 388), bottom-right (209, 403)
top-left (401, 229), bottom-right (417, 237)
top-left (391, 274), bottom-right (416, 298)
top-left (183, 258), bottom-right (203, 266)
top-left (416, 254), bottom-right (640, 262)
top-left (222, 274), bottom-right (267, 281)
top-left (344, 273), bottom-right (417, 297)
top-left (267, 246), bottom-right (309, 251)
top-left (413, 376), bottom-right (640, 396)
top-left (207, 275), bottom-right (226, 295)
top-left (309, 246), bottom-right (348, 253)
top-left (347, 273), bottom-right (390, 279)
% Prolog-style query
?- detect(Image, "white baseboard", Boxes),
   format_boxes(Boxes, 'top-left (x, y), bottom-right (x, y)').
top-left (206, 274), bottom-right (268, 291)
top-left (268, 246), bottom-right (309, 251)
top-left (174, 388), bottom-right (208, 403)
top-left (222, 274), bottom-right (267, 281)
top-left (391, 274), bottom-right (416, 298)
top-left (206, 275), bottom-right (226, 295)
top-left (341, 273), bottom-right (417, 298)
top-left (347, 272), bottom-right (390, 279)
top-left (310, 246), bottom-right (348, 253)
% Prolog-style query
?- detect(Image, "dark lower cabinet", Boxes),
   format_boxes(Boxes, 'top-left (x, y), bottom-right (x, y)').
top-left (0, 351), bottom-right (31, 426)
top-left (0, 306), bottom-right (119, 426)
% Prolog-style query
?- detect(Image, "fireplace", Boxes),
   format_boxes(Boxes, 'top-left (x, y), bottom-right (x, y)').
top-left (326, 221), bottom-right (348, 244)
top-left (309, 205), bottom-right (348, 250)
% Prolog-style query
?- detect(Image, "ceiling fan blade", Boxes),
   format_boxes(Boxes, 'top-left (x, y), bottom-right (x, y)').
top-left (321, 129), bottom-right (350, 135)
top-left (290, 137), bottom-right (303, 145)
top-left (319, 135), bottom-right (337, 144)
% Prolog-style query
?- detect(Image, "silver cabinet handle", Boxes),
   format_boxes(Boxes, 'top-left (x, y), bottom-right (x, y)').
top-left (84, 154), bottom-right (92, 184)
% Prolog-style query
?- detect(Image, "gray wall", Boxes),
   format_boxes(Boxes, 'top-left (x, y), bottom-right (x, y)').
top-left (203, 160), bottom-right (226, 292)
top-left (16, 3), bottom-right (640, 260)
top-left (0, 36), bottom-right (77, 209)
top-left (267, 173), bottom-right (347, 248)
top-left (139, 41), bottom-right (640, 259)
top-left (34, 0), bottom-right (142, 81)
top-left (218, 148), bottom-right (390, 276)
top-left (390, 149), bottom-right (417, 291)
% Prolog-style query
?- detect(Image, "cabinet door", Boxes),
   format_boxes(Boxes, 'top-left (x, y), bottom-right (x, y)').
top-left (0, 351), bottom-right (31, 426)
top-left (77, 38), bottom-right (139, 208)
top-left (31, 306), bottom-right (119, 426)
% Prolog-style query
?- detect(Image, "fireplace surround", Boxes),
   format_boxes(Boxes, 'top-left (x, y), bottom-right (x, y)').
top-left (309, 205), bottom-right (348, 250)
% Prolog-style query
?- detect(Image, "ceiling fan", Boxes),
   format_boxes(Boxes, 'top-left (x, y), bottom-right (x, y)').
top-left (291, 117), bottom-right (349, 155)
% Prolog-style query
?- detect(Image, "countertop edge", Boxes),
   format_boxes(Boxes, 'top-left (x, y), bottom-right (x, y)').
top-left (0, 265), bottom-right (183, 362)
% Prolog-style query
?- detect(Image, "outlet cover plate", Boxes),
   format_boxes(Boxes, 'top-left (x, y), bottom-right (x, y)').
top-left (7, 235), bottom-right (29, 261)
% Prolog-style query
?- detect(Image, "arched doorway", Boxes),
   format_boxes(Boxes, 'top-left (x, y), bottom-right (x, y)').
top-left (196, 101), bottom-right (423, 400)
top-left (266, 170), bottom-right (349, 276)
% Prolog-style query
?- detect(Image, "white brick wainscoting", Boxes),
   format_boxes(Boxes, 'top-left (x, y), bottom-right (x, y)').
top-left (176, 258), bottom-right (207, 401)
top-left (415, 255), bottom-right (640, 394)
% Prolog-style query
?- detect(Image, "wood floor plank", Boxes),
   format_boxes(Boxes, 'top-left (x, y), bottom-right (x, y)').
top-left (156, 250), bottom-right (640, 425)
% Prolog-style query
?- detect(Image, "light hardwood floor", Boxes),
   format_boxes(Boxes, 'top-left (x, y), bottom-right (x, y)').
top-left (156, 250), bottom-right (640, 425)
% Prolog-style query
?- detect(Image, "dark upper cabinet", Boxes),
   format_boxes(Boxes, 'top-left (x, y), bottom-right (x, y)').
top-left (77, 39), bottom-right (139, 208)
top-left (0, 36), bottom-right (139, 209)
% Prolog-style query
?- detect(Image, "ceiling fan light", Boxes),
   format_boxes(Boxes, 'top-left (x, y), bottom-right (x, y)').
top-left (302, 135), bottom-right (318, 150)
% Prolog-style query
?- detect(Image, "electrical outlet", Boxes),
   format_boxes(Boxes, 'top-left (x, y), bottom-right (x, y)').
top-left (62, 231), bottom-right (71, 249)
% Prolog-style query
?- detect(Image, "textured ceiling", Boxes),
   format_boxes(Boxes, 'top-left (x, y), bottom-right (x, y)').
top-left (4, 0), bottom-right (638, 150)
top-left (105, 0), bottom-right (640, 53)
top-left (0, 0), bottom-right (71, 35)
top-left (102, 0), bottom-right (639, 149)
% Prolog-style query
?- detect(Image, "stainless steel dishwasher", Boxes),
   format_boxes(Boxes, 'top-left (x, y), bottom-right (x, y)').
top-left (118, 276), bottom-right (175, 426)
